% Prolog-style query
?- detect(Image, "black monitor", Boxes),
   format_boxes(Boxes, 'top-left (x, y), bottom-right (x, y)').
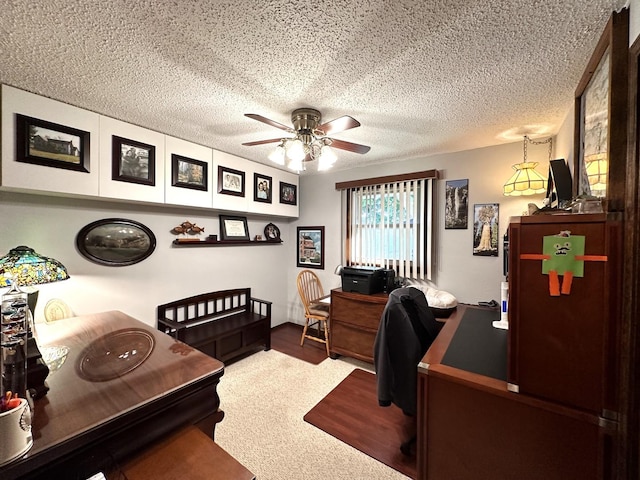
top-left (546, 159), bottom-right (573, 207)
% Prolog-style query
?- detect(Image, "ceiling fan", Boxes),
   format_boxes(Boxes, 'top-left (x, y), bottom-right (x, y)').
top-left (242, 108), bottom-right (370, 171)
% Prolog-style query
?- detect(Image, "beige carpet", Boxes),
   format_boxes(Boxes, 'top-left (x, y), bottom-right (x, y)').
top-left (215, 350), bottom-right (410, 480)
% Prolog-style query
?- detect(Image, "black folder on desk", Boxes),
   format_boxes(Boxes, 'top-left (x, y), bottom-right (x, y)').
top-left (441, 308), bottom-right (507, 381)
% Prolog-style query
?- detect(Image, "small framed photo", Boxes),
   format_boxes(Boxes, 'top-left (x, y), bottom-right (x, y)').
top-left (16, 114), bottom-right (90, 172)
top-left (280, 181), bottom-right (297, 205)
top-left (297, 226), bottom-right (324, 269)
top-left (264, 222), bottom-right (281, 241)
top-left (445, 179), bottom-right (469, 229)
top-left (112, 135), bottom-right (155, 186)
top-left (254, 173), bottom-right (272, 203)
top-left (218, 166), bottom-right (245, 197)
top-left (171, 154), bottom-right (208, 191)
top-left (219, 215), bottom-right (250, 241)
top-left (472, 203), bottom-right (499, 257)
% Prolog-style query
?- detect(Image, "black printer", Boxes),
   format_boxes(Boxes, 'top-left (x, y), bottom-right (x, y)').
top-left (341, 266), bottom-right (384, 295)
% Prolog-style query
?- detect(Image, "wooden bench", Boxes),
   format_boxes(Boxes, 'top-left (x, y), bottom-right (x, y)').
top-left (157, 288), bottom-right (271, 364)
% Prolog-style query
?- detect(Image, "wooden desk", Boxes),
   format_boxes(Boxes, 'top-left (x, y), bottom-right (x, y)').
top-left (329, 288), bottom-right (388, 363)
top-left (417, 304), bottom-right (612, 480)
top-left (0, 311), bottom-right (225, 480)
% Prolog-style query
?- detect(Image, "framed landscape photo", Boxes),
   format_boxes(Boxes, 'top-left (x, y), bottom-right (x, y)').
top-left (16, 114), bottom-right (90, 172)
top-left (219, 215), bottom-right (250, 241)
top-left (445, 179), bottom-right (469, 229)
top-left (171, 154), bottom-right (207, 191)
top-left (280, 181), bottom-right (297, 205)
top-left (472, 203), bottom-right (499, 257)
top-left (112, 135), bottom-right (156, 186)
top-left (75, 218), bottom-right (156, 266)
top-left (254, 173), bottom-right (272, 203)
top-left (297, 226), bottom-right (324, 269)
top-left (218, 166), bottom-right (245, 197)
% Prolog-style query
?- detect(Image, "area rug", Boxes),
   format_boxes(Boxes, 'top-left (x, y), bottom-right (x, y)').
top-left (303, 368), bottom-right (417, 479)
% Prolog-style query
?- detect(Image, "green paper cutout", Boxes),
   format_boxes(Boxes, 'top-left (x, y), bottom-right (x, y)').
top-left (542, 234), bottom-right (585, 278)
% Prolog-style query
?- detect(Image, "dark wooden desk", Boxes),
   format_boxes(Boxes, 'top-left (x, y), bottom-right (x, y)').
top-left (0, 311), bottom-right (225, 480)
top-left (417, 304), bottom-right (612, 480)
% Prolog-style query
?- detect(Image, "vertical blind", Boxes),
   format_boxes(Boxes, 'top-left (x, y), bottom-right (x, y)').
top-left (345, 177), bottom-right (435, 281)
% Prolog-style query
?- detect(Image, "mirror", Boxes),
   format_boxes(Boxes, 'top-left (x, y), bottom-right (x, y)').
top-left (574, 9), bottom-right (628, 212)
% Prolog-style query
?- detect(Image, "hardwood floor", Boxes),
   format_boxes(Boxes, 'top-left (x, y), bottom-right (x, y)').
top-left (272, 322), bottom-right (416, 478)
top-left (270, 322), bottom-right (329, 365)
top-left (304, 369), bottom-right (417, 479)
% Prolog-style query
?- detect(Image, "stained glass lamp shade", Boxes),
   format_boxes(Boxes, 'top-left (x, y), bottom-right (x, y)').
top-left (0, 246), bottom-right (69, 288)
top-left (503, 162), bottom-right (548, 196)
top-left (585, 152), bottom-right (608, 191)
top-left (0, 246), bottom-right (69, 399)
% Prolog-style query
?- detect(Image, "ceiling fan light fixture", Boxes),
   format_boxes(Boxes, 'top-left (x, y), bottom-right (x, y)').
top-left (317, 145), bottom-right (337, 171)
top-left (268, 143), bottom-right (286, 165)
top-left (286, 138), bottom-right (305, 162)
top-left (243, 109), bottom-right (370, 171)
top-left (288, 157), bottom-right (304, 172)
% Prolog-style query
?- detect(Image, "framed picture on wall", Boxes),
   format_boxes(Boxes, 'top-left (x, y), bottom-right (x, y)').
top-left (254, 173), bottom-right (272, 203)
top-left (445, 179), bottom-right (469, 229)
top-left (218, 166), bottom-right (245, 197)
top-left (472, 203), bottom-right (499, 257)
top-left (280, 182), bottom-right (297, 205)
top-left (76, 218), bottom-right (156, 266)
top-left (297, 226), bottom-right (324, 269)
top-left (171, 154), bottom-right (207, 191)
top-left (219, 215), bottom-right (250, 241)
top-left (112, 135), bottom-right (156, 186)
top-left (16, 114), bottom-right (90, 173)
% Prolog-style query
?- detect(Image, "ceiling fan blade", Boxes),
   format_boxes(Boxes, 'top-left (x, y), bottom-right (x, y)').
top-left (317, 115), bottom-right (360, 135)
top-left (242, 138), bottom-right (283, 146)
top-left (245, 113), bottom-right (293, 133)
top-left (327, 138), bottom-right (371, 154)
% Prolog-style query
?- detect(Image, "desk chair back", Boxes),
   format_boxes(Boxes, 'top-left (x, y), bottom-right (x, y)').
top-left (296, 270), bottom-right (330, 356)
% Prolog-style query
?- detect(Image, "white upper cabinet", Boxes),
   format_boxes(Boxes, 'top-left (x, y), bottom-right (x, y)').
top-left (1, 85), bottom-right (100, 197)
top-left (1, 85), bottom-right (298, 218)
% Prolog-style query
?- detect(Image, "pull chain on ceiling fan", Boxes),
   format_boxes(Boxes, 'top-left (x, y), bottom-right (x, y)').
top-left (242, 108), bottom-right (370, 172)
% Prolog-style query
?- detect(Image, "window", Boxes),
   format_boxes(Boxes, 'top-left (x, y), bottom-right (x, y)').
top-left (337, 171), bottom-right (437, 281)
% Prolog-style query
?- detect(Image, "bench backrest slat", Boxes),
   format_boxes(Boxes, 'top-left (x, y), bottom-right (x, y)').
top-left (158, 288), bottom-right (251, 325)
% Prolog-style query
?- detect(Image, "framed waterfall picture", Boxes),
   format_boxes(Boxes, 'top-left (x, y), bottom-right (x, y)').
top-left (445, 179), bottom-right (469, 229)
top-left (472, 203), bottom-right (499, 257)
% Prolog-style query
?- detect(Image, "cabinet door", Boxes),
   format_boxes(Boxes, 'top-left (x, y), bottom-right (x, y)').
top-left (508, 215), bottom-right (621, 416)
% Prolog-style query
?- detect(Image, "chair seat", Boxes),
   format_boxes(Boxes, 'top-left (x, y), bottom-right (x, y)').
top-left (309, 304), bottom-right (330, 317)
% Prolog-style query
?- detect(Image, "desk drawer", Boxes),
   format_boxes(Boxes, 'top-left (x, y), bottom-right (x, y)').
top-left (331, 321), bottom-right (376, 362)
top-left (331, 295), bottom-right (385, 329)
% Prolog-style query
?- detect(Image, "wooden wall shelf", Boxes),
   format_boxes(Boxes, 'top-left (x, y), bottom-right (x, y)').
top-left (172, 239), bottom-right (282, 247)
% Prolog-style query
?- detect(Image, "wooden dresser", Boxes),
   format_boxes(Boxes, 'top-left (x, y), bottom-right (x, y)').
top-left (329, 288), bottom-right (388, 363)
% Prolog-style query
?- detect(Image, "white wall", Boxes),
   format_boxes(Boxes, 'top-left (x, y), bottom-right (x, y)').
top-left (5, 1), bottom-right (634, 328)
top-left (0, 190), bottom-right (294, 328)
top-left (289, 139), bottom-right (563, 308)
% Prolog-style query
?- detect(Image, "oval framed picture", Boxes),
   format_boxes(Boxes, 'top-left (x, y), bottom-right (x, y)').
top-left (76, 218), bottom-right (156, 266)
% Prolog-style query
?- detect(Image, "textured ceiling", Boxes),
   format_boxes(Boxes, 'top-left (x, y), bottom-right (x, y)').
top-left (0, 0), bottom-right (629, 175)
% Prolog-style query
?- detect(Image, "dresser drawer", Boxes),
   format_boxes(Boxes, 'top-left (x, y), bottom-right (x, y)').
top-left (331, 321), bottom-right (377, 362)
top-left (331, 293), bottom-right (386, 329)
